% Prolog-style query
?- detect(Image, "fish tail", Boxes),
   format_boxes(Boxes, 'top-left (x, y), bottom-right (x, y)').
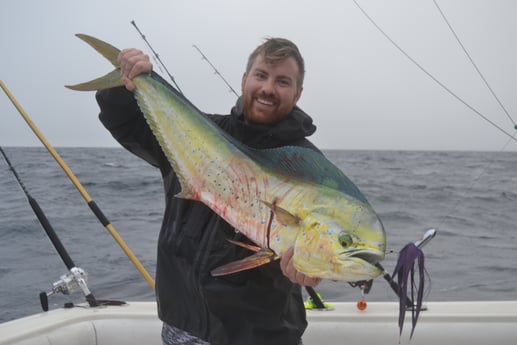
top-left (65, 34), bottom-right (124, 91)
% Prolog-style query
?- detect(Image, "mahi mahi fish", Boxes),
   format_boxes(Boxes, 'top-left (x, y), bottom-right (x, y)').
top-left (66, 34), bottom-right (386, 282)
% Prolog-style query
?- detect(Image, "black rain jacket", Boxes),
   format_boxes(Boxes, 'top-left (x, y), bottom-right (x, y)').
top-left (96, 74), bottom-right (318, 345)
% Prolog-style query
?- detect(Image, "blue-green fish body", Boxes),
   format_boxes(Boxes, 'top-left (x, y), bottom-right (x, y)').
top-left (67, 34), bottom-right (386, 282)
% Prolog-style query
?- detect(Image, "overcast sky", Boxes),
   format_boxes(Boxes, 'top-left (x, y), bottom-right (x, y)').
top-left (1, 0), bottom-right (516, 151)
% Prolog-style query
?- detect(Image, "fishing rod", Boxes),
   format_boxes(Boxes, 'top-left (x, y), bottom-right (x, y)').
top-left (192, 44), bottom-right (239, 97)
top-left (131, 20), bottom-right (184, 95)
top-left (0, 147), bottom-right (126, 311)
top-left (0, 80), bottom-right (155, 291)
top-left (0, 146), bottom-right (97, 311)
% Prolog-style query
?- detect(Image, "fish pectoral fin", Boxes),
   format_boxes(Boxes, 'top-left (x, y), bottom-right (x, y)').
top-left (174, 189), bottom-right (197, 200)
top-left (211, 249), bottom-right (277, 276)
top-left (260, 199), bottom-right (300, 226)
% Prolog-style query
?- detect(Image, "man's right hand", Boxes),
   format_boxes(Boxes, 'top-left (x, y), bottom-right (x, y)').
top-left (280, 247), bottom-right (322, 287)
top-left (117, 48), bottom-right (153, 91)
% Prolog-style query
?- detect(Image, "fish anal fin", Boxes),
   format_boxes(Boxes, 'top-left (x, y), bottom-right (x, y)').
top-left (260, 199), bottom-right (299, 226)
top-left (211, 249), bottom-right (277, 276)
top-left (227, 239), bottom-right (262, 252)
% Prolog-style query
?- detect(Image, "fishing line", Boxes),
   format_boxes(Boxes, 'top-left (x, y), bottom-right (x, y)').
top-left (352, 0), bottom-right (517, 226)
top-left (352, 3), bottom-right (516, 305)
top-left (431, 0), bottom-right (517, 148)
top-left (0, 80), bottom-right (155, 291)
top-left (429, 1), bottom-right (517, 228)
top-left (131, 20), bottom-right (185, 96)
top-left (432, 0), bottom-right (516, 128)
top-left (352, 0), bottom-right (517, 143)
top-left (432, 0), bottom-right (517, 149)
top-left (192, 44), bottom-right (239, 98)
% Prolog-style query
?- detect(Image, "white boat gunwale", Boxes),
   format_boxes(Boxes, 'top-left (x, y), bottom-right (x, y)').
top-left (2, 300), bottom-right (517, 345)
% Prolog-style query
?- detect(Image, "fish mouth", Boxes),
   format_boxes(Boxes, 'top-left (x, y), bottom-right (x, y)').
top-left (350, 251), bottom-right (383, 265)
top-left (343, 249), bottom-right (384, 272)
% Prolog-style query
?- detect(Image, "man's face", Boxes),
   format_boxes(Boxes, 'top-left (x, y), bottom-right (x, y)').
top-left (241, 55), bottom-right (303, 125)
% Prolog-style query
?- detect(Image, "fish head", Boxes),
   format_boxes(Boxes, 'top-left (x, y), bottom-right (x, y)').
top-left (292, 202), bottom-right (386, 282)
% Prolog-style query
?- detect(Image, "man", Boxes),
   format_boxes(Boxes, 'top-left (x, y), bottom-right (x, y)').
top-left (96, 37), bottom-right (321, 345)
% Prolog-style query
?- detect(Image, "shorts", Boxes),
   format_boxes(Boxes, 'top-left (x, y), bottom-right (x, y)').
top-left (161, 322), bottom-right (304, 345)
top-left (161, 323), bottom-right (210, 345)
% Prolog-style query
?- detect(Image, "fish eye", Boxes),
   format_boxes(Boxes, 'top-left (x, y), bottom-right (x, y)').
top-left (338, 232), bottom-right (353, 248)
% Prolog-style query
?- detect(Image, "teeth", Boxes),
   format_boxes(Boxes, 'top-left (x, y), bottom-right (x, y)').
top-left (256, 98), bottom-right (273, 106)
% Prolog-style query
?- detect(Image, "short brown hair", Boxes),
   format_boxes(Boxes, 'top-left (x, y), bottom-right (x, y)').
top-left (246, 37), bottom-right (305, 88)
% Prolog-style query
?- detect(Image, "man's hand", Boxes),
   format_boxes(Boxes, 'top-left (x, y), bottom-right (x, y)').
top-left (117, 48), bottom-right (153, 91)
top-left (280, 247), bottom-right (321, 287)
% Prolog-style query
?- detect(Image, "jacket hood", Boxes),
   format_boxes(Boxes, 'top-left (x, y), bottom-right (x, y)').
top-left (229, 97), bottom-right (316, 147)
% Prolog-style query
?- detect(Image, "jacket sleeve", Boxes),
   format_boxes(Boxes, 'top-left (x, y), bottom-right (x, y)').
top-left (96, 85), bottom-right (168, 171)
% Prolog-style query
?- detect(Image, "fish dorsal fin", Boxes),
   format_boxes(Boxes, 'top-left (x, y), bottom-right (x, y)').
top-left (244, 145), bottom-right (369, 205)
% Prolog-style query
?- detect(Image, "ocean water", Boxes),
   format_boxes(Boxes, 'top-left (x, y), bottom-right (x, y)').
top-left (0, 147), bottom-right (516, 323)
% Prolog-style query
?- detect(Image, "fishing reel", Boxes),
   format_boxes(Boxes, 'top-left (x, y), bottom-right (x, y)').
top-left (39, 266), bottom-right (94, 312)
top-left (348, 279), bottom-right (373, 311)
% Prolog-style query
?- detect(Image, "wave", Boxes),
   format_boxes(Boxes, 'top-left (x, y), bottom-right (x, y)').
top-left (1, 148), bottom-right (516, 322)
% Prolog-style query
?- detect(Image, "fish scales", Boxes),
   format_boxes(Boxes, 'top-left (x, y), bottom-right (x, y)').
top-left (66, 34), bottom-right (386, 282)
top-left (133, 77), bottom-right (281, 247)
